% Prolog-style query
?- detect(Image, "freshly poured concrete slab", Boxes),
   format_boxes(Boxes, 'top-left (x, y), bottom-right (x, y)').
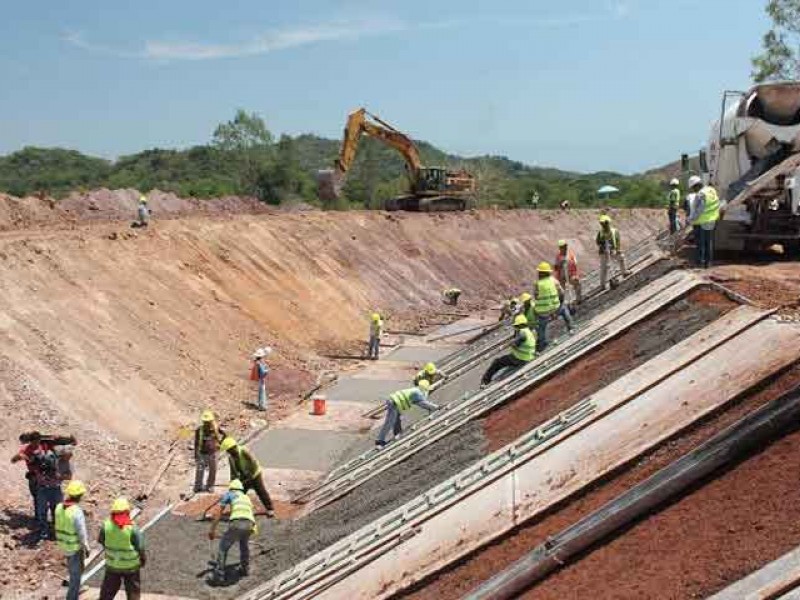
top-left (323, 377), bottom-right (410, 404)
top-left (274, 401), bottom-right (374, 432)
top-left (384, 345), bottom-right (458, 364)
top-left (250, 428), bottom-right (364, 472)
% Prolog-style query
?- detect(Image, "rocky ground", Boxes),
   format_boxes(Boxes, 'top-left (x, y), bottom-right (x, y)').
top-left (0, 191), bottom-right (662, 598)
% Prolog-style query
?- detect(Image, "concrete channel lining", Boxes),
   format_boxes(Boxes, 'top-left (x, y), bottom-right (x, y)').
top-left (241, 308), bottom-right (800, 600)
top-left (708, 544), bottom-right (800, 600)
top-left (321, 378), bottom-right (410, 404)
top-left (249, 429), bottom-right (365, 472)
top-left (383, 345), bottom-right (457, 364)
top-left (297, 270), bottom-right (702, 508)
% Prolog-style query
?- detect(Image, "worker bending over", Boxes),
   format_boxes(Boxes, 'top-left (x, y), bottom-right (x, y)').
top-left (498, 296), bottom-right (520, 321)
top-left (221, 437), bottom-right (275, 518)
top-left (367, 312), bottom-right (383, 360)
top-left (481, 314), bottom-right (536, 386)
top-left (687, 175), bottom-right (721, 269)
top-left (98, 498), bottom-right (145, 600)
top-left (195, 410), bottom-right (226, 493)
top-left (533, 262), bottom-right (574, 351)
top-left (667, 179), bottom-right (681, 233)
top-left (443, 288), bottom-right (462, 306)
top-left (55, 480), bottom-right (89, 600)
top-left (209, 479), bottom-right (256, 584)
top-left (414, 362), bottom-right (442, 387)
top-left (376, 380), bottom-right (439, 448)
top-left (597, 215), bottom-right (629, 289)
top-left (554, 240), bottom-right (582, 307)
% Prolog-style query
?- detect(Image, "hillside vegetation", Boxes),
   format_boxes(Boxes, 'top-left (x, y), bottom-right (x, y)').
top-left (0, 110), bottom-right (667, 209)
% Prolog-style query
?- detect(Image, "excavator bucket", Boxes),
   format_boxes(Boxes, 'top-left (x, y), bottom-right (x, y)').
top-left (317, 169), bottom-right (343, 203)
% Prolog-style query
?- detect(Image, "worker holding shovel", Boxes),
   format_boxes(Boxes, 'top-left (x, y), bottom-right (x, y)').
top-left (208, 479), bottom-right (257, 584)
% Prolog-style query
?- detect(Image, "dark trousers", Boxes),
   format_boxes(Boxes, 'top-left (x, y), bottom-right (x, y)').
top-left (482, 354), bottom-right (526, 385)
top-left (244, 474), bottom-right (274, 512)
top-left (668, 208), bottom-right (679, 233)
top-left (694, 225), bottom-right (715, 268)
top-left (27, 476), bottom-right (37, 517)
top-left (99, 569), bottom-right (141, 600)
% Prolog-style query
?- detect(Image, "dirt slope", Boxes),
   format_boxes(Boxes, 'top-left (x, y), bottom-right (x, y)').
top-left (0, 194), bottom-right (660, 597)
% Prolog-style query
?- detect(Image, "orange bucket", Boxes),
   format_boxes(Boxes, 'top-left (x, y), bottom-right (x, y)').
top-left (312, 395), bottom-right (327, 416)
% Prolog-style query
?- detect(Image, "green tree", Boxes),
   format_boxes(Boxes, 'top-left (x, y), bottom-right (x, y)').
top-left (752, 0), bottom-right (800, 82)
top-left (212, 109), bottom-right (274, 199)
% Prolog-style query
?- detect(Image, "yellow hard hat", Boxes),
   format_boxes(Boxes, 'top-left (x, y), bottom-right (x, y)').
top-left (229, 479), bottom-right (244, 491)
top-left (139, 195), bottom-right (148, 204)
top-left (201, 410), bottom-right (215, 423)
top-left (537, 262), bottom-right (553, 274)
top-left (599, 215), bottom-right (612, 224)
top-left (371, 313), bottom-right (381, 321)
top-left (519, 292), bottom-right (532, 303)
top-left (220, 437), bottom-right (238, 452)
top-left (65, 480), bottom-right (86, 498)
top-left (558, 239), bottom-right (567, 247)
top-left (424, 362), bottom-right (436, 375)
top-left (417, 379), bottom-right (431, 392)
top-left (111, 497), bottom-right (131, 513)
top-left (514, 314), bottom-right (529, 327)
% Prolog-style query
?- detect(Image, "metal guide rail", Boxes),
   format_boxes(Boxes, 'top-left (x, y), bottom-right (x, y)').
top-left (238, 398), bottom-right (597, 600)
top-left (436, 236), bottom-right (664, 375)
top-left (297, 270), bottom-right (697, 507)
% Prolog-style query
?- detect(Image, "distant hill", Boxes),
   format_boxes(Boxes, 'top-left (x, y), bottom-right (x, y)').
top-left (0, 135), bottom-right (666, 209)
top-left (643, 155), bottom-right (701, 183)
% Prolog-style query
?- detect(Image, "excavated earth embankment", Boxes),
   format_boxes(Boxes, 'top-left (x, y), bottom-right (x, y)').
top-left (137, 258), bottom-right (733, 599)
top-left (0, 196), bottom-right (661, 598)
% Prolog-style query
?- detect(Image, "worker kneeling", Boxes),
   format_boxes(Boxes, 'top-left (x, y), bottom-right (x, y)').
top-left (375, 380), bottom-right (439, 448)
top-left (209, 479), bottom-right (256, 584)
top-left (481, 314), bottom-right (536, 386)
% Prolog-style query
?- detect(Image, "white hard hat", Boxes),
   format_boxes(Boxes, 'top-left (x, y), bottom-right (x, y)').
top-left (669, 178), bottom-right (679, 186)
top-left (687, 175), bottom-right (703, 189)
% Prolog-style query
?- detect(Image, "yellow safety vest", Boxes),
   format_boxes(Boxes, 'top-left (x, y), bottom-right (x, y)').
top-left (511, 327), bottom-right (536, 362)
top-left (229, 491), bottom-right (256, 523)
top-left (232, 447), bottom-right (262, 480)
top-left (103, 520), bottom-right (141, 572)
top-left (667, 188), bottom-right (680, 209)
top-left (55, 503), bottom-right (80, 555)
top-left (390, 388), bottom-right (417, 412)
top-left (534, 278), bottom-right (560, 316)
top-left (693, 186), bottom-right (720, 226)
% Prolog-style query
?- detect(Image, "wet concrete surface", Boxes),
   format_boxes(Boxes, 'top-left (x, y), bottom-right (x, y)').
top-left (249, 429), bottom-right (364, 471)
top-left (322, 377), bottom-right (410, 404)
top-left (385, 345), bottom-right (459, 363)
top-left (137, 423), bottom-right (488, 599)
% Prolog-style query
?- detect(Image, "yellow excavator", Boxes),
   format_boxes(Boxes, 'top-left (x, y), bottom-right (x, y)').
top-left (318, 108), bottom-right (477, 211)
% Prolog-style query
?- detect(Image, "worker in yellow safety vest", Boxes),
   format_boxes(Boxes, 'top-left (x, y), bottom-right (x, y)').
top-left (687, 175), bottom-right (721, 268)
top-left (98, 497), bottom-right (145, 600)
top-left (533, 261), bottom-right (574, 352)
top-left (376, 380), bottom-right (440, 448)
top-left (596, 215), bottom-right (629, 289)
top-left (55, 480), bottom-right (89, 600)
top-left (221, 437), bottom-right (275, 518)
top-left (367, 312), bottom-right (383, 360)
top-left (209, 479), bottom-right (257, 584)
top-left (481, 314), bottom-right (536, 386)
top-left (194, 410), bottom-right (226, 493)
top-left (413, 362), bottom-right (443, 387)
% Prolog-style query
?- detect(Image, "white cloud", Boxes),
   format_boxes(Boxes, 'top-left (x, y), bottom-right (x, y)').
top-left (62, 7), bottom-right (631, 62)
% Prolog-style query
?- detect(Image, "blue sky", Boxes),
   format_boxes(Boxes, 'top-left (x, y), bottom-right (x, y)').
top-left (0, 0), bottom-right (769, 173)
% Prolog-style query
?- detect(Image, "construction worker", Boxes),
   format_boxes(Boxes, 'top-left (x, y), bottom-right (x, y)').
top-left (252, 348), bottom-right (270, 412)
top-left (481, 314), bottom-right (536, 386)
top-left (98, 498), bottom-right (145, 600)
top-left (11, 432), bottom-right (75, 521)
top-left (498, 296), bottom-right (520, 322)
top-left (220, 437), bottom-right (275, 518)
top-left (596, 215), bottom-right (629, 290)
top-left (554, 240), bottom-right (582, 307)
top-left (687, 175), bottom-right (721, 268)
top-left (209, 479), bottom-right (256, 583)
top-left (533, 262), bottom-right (574, 352)
top-left (375, 379), bottom-right (439, 448)
top-left (367, 312), bottom-right (383, 360)
top-left (413, 362), bottom-right (443, 387)
top-left (519, 292), bottom-right (534, 324)
top-left (195, 410), bottom-right (226, 493)
top-left (667, 179), bottom-right (681, 233)
top-left (55, 480), bottom-right (89, 600)
top-left (131, 195), bottom-right (149, 228)
top-left (443, 288), bottom-right (462, 306)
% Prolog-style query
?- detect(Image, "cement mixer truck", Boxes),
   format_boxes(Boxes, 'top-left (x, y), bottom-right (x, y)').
top-left (700, 81), bottom-right (800, 254)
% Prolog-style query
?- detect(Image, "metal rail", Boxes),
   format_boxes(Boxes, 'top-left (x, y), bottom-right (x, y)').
top-left (295, 270), bottom-right (700, 508)
top-left (237, 399), bottom-right (598, 600)
top-left (463, 383), bottom-right (800, 600)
